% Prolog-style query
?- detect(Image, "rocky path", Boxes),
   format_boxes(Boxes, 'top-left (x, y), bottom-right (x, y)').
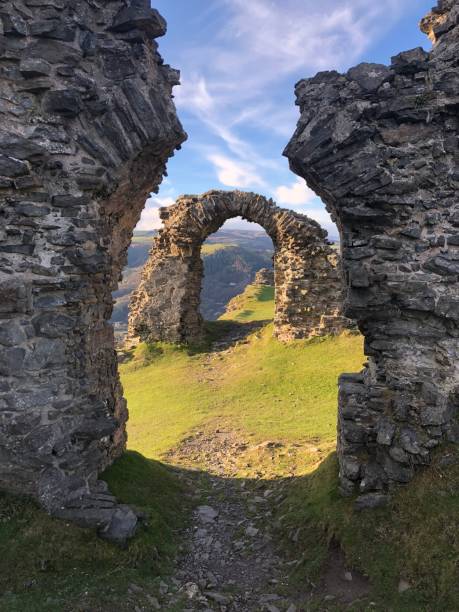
top-left (164, 430), bottom-right (299, 612)
top-left (154, 325), bottom-right (370, 611)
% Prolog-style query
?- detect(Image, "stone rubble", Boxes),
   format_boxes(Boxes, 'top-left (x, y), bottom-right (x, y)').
top-left (165, 428), bottom-right (299, 612)
top-left (0, 0), bottom-right (185, 540)
top-left (284, 0), bottom-right (459, 497)
top-left (128, 190), bottom-right (349, 344)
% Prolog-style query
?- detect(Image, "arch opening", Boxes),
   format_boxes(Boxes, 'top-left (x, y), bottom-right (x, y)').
top-left (198, 217), bottom-right (275, 323)
top-left (128, 190), bottom-right (349, 345)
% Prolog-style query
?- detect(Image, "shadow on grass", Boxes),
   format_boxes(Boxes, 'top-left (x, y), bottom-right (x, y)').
top-left (0, 452), bottom-right (186, 612)
top-left (119, 320), bottom-right (271, 366)
top-left (0, 445), bottom-right (457, 611)
top-left (256, 285), bottom-right (275, 302)
top-left (186, 318), bottom-right (271, 355)
top-left (277, 448), bottom-right (459, 611)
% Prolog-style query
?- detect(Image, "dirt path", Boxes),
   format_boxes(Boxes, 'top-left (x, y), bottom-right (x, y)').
top-left (164, 429), bottom-right (299, 612)
top-left (156, 325), bottom-right (370, 611)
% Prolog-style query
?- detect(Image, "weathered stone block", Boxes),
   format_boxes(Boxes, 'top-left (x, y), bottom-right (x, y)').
top-left (43, 90), bottom-right (82, 118)
top-left (0, 0), bottom-right (186, 542)
top-left (0, 322), bottom-right (27, 347)
top-left (109, 4), bottom-right (167, 38)
top-left (347, 63), bottom-right (392, 92)
top-left (19, 57), bottom-right (52, 78)
top-left (285, 0), bottom-right (458, 496)
top-left (0, 347), bottom-right (25, 376)
top-left (24, 40), bottom-right (82, 66)
top-left (0, 155), bottom-right (29, 177)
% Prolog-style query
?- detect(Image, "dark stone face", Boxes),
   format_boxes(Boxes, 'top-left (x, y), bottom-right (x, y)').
top-left (0, 1), bottom-right (186, 541)
top-left (285, 0), bottom-right (459, 502)
top-left (128, 190), bottom-right (349, 345)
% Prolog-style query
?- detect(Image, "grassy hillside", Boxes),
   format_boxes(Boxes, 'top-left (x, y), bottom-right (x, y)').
top-left (121, 326), bottom-right (363, 459)
top-left (200, 245), bottom-right (273, 319)
top-left (201, 242), bottom-right (235, 255)
top-left (0, 282), bottom-right (457, 610)
top-left (220, 283), bottom-right (275, 322)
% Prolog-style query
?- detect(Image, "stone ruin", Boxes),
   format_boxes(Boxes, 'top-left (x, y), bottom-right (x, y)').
top-left (254, 268), bottom-right (275, 286)
top-left (127, 190), bottom-right (348, 344)
top-left (285, 0), bottom-right (459, 503)
top-left (0, 0), bottom-right (456, 540)
top-left (0, 0), bottom-right (186, 540)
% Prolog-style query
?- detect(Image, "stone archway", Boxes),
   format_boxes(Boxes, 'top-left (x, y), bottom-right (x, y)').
top-left (284, 0), bottom-right (458, 502)
top-left (0, 1), bottom-right (185, 539)
top-left (127, 190), bottom-right (348, 344)
top-left (0, 0), bottom-right (456, 542)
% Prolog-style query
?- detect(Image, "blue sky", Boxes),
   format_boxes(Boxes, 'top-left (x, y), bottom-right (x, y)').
top-left (138, 0), bottom-right (433, 237)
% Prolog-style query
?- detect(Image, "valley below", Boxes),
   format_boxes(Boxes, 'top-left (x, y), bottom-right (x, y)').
top-left (112, 229), bottom-right (275, 342)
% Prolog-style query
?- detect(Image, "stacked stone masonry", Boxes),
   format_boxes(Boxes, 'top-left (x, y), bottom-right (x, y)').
top-left (285, 0), bottom-right (459, 503)
top-left (127, 190), bottom-right (349, 345)
top-left (0, 1), bottom-right (186, 540)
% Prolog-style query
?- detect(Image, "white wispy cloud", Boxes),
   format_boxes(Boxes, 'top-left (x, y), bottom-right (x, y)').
top-left (218, 0), bottom-right (408, 85)
top-left (274, 177), bottom-right (317, 207)
top-left (173, 0), bottom-right (416, 196)
top-left (151, 0), bottom-right (426, 233)
top-left (273, 177), bottom-right (337, 236)
top-left (208, 153), bottom-right (265, 188)
top-left (304, 207), bottom-right (337, 237)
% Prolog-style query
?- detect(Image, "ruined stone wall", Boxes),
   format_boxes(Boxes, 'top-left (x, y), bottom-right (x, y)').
top-left (285, 0), bottom-right (458, 504)
top-left (128, 190), bottom-right (348, 344)
top-left (0, 1), bottom-right (185, 540)
top-left (254, 267), bottom-right (274, 286)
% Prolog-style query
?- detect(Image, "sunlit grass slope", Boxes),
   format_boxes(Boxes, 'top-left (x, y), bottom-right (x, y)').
top-left (121, 326), bottom-right (363, 460)
top-left (219, 283), bottom-right (275, 322)
top-left (219, 327), bottom-right (362, 443)
top-left (121, 342), bottom-right (215, 457)
top-left (201, 242), bottom-right (236, 255)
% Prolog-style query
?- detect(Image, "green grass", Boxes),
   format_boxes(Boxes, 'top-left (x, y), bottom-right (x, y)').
top-left (120, 323), bottom-right (364, 460)
top-left (220, 284), bottom-right (275, 322)
top-left (277, 448), bottom-right (459, 610)
top-left (131, 232), bottom-right (155, 244)
top-left (121, 342), bottom-right (216, 456)
top-left (217, 325), bottom-right (363, 444)
top-left (0, 452), bottom-right (186, 611)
